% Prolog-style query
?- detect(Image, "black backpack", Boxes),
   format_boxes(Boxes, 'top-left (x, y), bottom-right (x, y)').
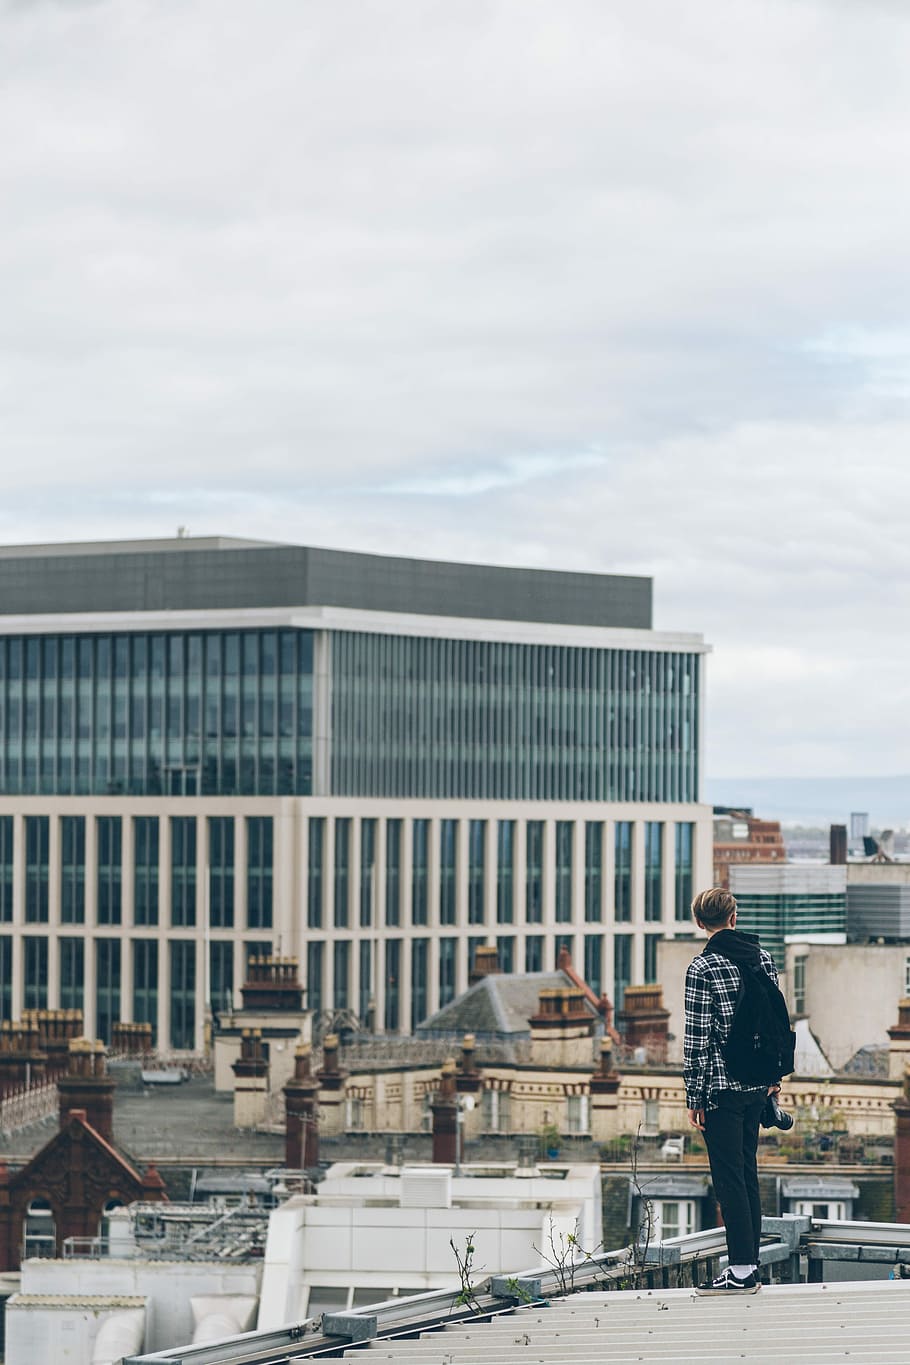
top-left (708, 953), bottom-right (796, 1086)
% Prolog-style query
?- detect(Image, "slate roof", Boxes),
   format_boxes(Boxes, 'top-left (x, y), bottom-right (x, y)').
top-left (417, 971), bottom-right (600, 1038)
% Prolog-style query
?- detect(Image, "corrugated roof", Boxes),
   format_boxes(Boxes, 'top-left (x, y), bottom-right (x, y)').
top-left (352, 1281), bottom-right (910, 1362)
top-left (10, 1294), bottom-right (146, 1309)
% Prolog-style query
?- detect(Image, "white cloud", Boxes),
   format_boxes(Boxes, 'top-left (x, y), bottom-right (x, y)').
top-left (2, 0), bottom-right (910, 777)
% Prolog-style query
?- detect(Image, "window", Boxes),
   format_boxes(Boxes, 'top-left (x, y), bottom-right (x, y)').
top-left (411, 938), bottom-right (429, 1029)
top-left (170, 817), bottom-right (196, 927)
top-left (385, 939), bottom-right (401, 1031)
top-left (584, 822), bottom-right (603, 922)
top-left (25, 816), bottom-right (49, 923)
top-left (96, 816), bottom-right (122, 925)
top-left (496, 820), bottom-right (515, 923)
top-left (440, 820), bottom-right (457, 926)
top-left (333, 939), bottom-right (349, 1010)
top-left (584, 934), bottom-right (603, 996)
top-left (23, 1198), bottom-right (55, 1259)
top-left (904, 954), bottom-right (910, 998)
top-left (793, 955), bottom-right (807, 1015)
top-left (334, 818), bottom-right (350, 928)
top-left (0, 936), bottom-right (12, 1019)
top-left (525, 935), bottom-right (543, 972)
top-left (526, 821), bottom-right (543, 923)
top-left (345, 1096), bottom-right (366, 1130)
top-left (169, 940), bottom-right (195, 1050)
top-left (614, 933), bottom-right (632, 1011)
top-left (210, 940), bottom-right (233, 1015)
top-left (674, 823), bottom-right (694, 921)
top-left (567, 1094), bottom-right (589, 1134)
top-left (134, 816), bottom-right (159, 927)
top-left (306, 941), bottom-right (323, 1015)
top-left (307, 818), bottom-right (324, 928)
top-left (642, 1097), bottom-right (660, 1135)
top-left (497, 935), bottom-right (515, 973)
top-left (61, 816), bottom-right (85, 924)
top-left (208, 817), bottom-right (233, 928)
top-left (412, 820), bottom-right (429, 925)
top-left (360, 818), bottom-right (376, 927)
top-left (358, 939), bottom-right (372, 1025)
top-left (385, 820), bottom-right (401, 926)
top-left (0, 817), bottom-right (12, 922)
top-left (133, 940), bottom-right (158, 1042)
top-left (652, 1199), bottom-right (696, 1241)
top-left (644, 822), bottom-right (663, 922)
top-left (644, 935), bottom-right (659, 984)
top-left (60, 938), bottom-right (84, 1011)
top-left (468, 820), bottom-right (485, 924)
top-left (555, 822), bottom-right (573, 923)
top-left (614, 823), bottom-right (632, 922)
top-left (24, 936), bottom-right (48, 1010)
top-left (439, 937), bottom-right (457, 1007)
top-left (481, 1088), bottom-right (511, 1133)
top-left (794, 1200), bottom-right (848, 1221)
top-left (246, 816), bottom-right (273, 929)
top-left (96, 939), bottom-right (121, 1044)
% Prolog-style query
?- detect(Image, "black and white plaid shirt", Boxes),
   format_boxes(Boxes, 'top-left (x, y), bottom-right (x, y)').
top-left (683, 946), bottom-right (779, 1111)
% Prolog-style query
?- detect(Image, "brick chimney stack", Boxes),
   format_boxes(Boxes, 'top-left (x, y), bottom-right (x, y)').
top-left (284, 1044), bottom-right (320, 1169)
top-left (57, 1040), bottom-right (116, 1141)
top-left (431, 1059), bottom-right (458, 1164)
top-left (615, 985), bottom-right (671, 1062)
top-left (469, 945), bottom-right (501, 984)
top-left (241, 956), bottom-right (304, 1013)
top-left (232, 1028), bottom-right (270, 1130)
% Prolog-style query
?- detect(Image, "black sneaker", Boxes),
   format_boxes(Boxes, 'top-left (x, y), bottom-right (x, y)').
top-left (695, 1268), bottom-right (761, 1296)
top-left (761, 1093), bottom-right (794, 1131)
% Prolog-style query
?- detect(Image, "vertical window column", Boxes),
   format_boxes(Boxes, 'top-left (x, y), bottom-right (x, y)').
top-left (60, 816), bottom-right (85, 924)
top-left (614, 822), bottom-right (632, 923)
top-left (23, 936), bottom-right (48, 1010)
top-left (525, 821), bottom-right (543, 924)
top-left (170, 817), bottom-right (197, 927)
top-left (674, 822), bottom-right (694, 921)
top-left (307, 817), bottom-right (325, 928)
top-left (644, 822), bottom-right (663, 922)
top-left (496, 820), bottom-right (514, 924)
top-left (0, 817), bottom-right (12, 923)
top-left (169, 940), bottom-right (196, 1050)
top-left (246, 816), bottom-right (273, 929)
top-left (411, 938), bottom-right (429, 1030)
top-left (468, 820), bottom-right (486, 926)
top-left (614, 933), bottom-right (632, 1011)
top-left (0, 936), bottom-right (12, 1020)
top-left (60, 938), bottom-right (84, 1012)
top-left (209, 940), bottom-right (234, 1015)
top-left (334, 818), bottom-right (351, 928)
top-left (208, 817), bottom-right (234, 928)
top-left (96, 816), bottom-right (122, 925)
top-left (96, 939), bottom-right (121, 1044)
top-left (411, 819), bottom-right (429, 926)
top-left (555, 821), bottom-right (573, 924)
top-left (385, 819), bottom-right (401, 926)
top-left (360, 818), bottom-right (376, 927)
top-left (439, 819), bottom-right (457, 926)
top-left (133, 939), bottom-right (158, 1043)
top-left (133, 817), bottom-right (160, 926)
top-left (25, 816), bottom-right (49, 923)
top-left (584, 822), bottom-right (603, 923)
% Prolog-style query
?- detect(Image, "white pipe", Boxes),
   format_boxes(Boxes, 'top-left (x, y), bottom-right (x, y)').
top-left (191, 1295), bottom-right (259, 1343)
top-left (91, 1308), bottom-right (145, 1365)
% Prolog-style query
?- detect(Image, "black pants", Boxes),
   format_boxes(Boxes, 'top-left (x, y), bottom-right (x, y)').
top-left (704, 1089), bottom-right (765, 1266)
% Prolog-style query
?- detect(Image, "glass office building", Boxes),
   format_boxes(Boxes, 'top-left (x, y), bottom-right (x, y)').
top-left (0, 537), bottom-right (711, 1046)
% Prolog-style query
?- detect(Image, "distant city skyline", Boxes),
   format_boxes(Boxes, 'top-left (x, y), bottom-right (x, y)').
top-left (706, 775), bottom-right (910, 830)
top-left (3, 1), bottom-right (910, 778)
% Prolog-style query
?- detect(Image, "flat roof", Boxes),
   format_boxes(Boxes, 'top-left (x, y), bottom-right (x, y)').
top-left (0, 537), bottom-right (652, 630)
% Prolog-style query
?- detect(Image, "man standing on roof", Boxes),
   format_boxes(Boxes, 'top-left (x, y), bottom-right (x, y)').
top-left (684, 887), bottom-right (787, 1296)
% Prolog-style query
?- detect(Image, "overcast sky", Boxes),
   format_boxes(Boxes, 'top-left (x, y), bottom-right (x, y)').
top-left (2, 0), bottom-right (910, 782)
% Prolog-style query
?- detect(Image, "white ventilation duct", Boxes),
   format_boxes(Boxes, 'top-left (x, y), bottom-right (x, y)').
top-left (91, 1308), bottom-right (146, 1365)
top-left (191, 1295), bottom-right (259, 1343)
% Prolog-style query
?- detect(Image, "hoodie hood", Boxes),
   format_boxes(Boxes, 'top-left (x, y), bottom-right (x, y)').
top-left (701, 927), bottom-right (763, 967)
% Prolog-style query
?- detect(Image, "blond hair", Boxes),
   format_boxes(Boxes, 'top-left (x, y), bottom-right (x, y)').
top-left (691, 887), bottom-right (737, 928)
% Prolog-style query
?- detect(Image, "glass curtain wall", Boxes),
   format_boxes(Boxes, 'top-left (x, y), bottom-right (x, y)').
top-left (134, 817), bottom-right (159, 926)
top-left (614, 823), bottom-right (632, 922)
top-left (0, 628), bottom-right (315, 797)
top-left (555, 821), bottom-right (573, 923)
top-left (675, 822), bottom-right (694, 921)
top-left (644, 822), bottom-right (663, 922)
top-left (330, 633), bottom-right (700, 802)
top-left (61, 816), bottom-right (85, 924)
top-left (246, 816), bottom-right (273, 929)
top-left (208, 817), bottom-right (234, 927)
